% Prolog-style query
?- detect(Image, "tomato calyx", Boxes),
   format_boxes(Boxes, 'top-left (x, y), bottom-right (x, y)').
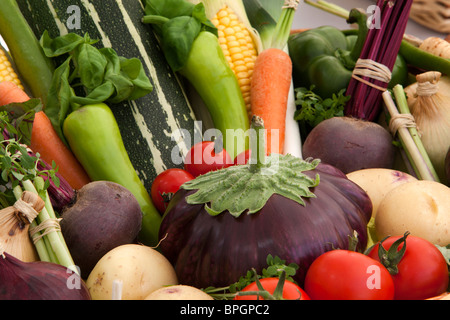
top-left (235, 269), bottom-right (296, 300)
top-left (374, 231), bottom-right (409, 275)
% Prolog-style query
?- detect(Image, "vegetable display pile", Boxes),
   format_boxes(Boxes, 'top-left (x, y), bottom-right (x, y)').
top-left (0, 0), bottom-right (449, 301)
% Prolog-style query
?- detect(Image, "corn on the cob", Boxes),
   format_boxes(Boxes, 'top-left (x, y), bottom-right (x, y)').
top-left (209, 4), bottom-right (260, 117)
top-left (0, 46), bottom-right (23, 90)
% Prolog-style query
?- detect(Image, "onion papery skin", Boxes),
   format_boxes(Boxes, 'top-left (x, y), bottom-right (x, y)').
top-left (0, 252), bottom-right (91, 300)
top-left (159, 163), bottom-right (372, 288)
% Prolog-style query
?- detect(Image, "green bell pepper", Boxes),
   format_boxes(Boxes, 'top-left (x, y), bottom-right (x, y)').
top-left (288, 8), bottom-right (408, 99)
top-left (63, 103), bottom-right (161, 246)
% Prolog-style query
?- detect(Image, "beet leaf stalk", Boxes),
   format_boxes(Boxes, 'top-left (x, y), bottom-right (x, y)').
top-left (344, 0), bottom-right (413, 121)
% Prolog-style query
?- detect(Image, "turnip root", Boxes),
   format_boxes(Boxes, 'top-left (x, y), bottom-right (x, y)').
top-left (347, 168), bottom-right (417, 246)
top-left (144, 285), bottom-right (214, 300)
top-left (375, 180), bottom-right (450, 246)
top-left (302, 117), bottom-right (396, 174)
top-left (86, 244), bottom-right (178, 300)
top-left (347, 168), bottom-right (417, 218)
top-left (60, 181), bottom-right (143, 278)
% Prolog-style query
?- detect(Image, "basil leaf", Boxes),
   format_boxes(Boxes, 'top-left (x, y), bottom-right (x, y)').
top-left (70, 81), bottom-right (115, 106)
top-left (75, 43), bottom-right (107, 90)
top-left (144, 0), bottom-right (195, 18)
top-left (40, 31), bottom-right (87, 57)
top-left (44, 57), bottom-right (74, 146)
top-left (161, 16), bottom-right (201, 71)
top-left (117, 57), bottom-right (153, 101)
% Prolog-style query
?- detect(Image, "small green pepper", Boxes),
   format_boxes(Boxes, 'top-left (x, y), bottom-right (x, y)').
top-left (142, 0), bottom-right (249, 159)
top-left (63, 103), bottom-right (161, 246)
top-left (288, 8), bottom-right (408, 98)
top-left (178, 31), bottom-right (250, 158)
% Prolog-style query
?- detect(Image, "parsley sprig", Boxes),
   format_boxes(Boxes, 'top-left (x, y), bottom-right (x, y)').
top-left (0, 111), bottom-right (59, 207)
top-left (202, 254), bottom-right (299, 300)
top-left (294, 85), bottom-right (350, 128)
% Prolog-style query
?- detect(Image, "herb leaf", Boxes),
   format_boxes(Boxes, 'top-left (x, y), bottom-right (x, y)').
top-left (40, 31), bottom-right (153, 146)
top-left (142, 0), bottom-right (218, 71)
top-left (294, 85), bottom-right (350, 128)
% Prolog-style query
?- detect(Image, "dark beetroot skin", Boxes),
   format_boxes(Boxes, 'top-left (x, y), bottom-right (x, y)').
top-left (159, 163), bottom-right (372, 288)
top-left (60, 181), bottom-right (142, 279)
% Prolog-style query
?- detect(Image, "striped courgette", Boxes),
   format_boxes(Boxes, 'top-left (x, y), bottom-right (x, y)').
top-left (16, 0), bottom-right (200, 191)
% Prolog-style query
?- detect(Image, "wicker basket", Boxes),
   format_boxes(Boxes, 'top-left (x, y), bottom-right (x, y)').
top-left (409, 0), bottom-right (450, 33)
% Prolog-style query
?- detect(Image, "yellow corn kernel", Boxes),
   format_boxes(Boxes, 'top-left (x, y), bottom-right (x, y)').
top-left (211, 5), bottom-right (258, 116)
top-left (0, 46), bottom-right (23, 90)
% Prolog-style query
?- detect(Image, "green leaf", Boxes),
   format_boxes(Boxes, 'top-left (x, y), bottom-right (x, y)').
top-left (142, 0), bottom-right (217, 71)
top-left (182, 154), bottom-right (320, 217)
top-left (40, 30), bottom-right (86, 57)
top-left (75, 43), bottom-right (108, 90)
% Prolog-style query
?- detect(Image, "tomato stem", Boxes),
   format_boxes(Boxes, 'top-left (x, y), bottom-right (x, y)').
top-left (376, 231), bottom-right (410, 275)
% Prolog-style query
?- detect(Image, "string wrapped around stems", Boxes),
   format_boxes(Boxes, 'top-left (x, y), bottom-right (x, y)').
top-left (344, 0), bottom-right (413, 121)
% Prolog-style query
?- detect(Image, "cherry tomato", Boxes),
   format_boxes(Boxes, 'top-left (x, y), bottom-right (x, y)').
top-left (367, 233), bottom-right (449, 300)
top-left (184, 141), bottom-right (232, 177)
top-left (234, 277), bottom-right (310, 300)
top-left (151, 168), bottom-right (194, 213)
top-left (304, 250), bottom-right (395, 300)
top-left (233, 149), bottom-right (251, 165)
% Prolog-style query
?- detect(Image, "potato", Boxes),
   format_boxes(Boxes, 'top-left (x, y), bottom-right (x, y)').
top-left (375, 180), bottom-right (450, 246)
top-left (302, 117), bottom-right (396, 174)
top-left (86, 244), bottom-right (178, 300)
top-left (347, 168), bottom-right (418, 247)
top-left (144, 285), bottom-right (214, 300)
top-left (346, 168), bottom-right (417, 218)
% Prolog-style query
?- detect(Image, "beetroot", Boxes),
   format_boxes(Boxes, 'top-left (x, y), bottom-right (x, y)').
top-left (60, 181), bottom-right (142, 279)
top-left (302, 116), bottom-right (396, 174)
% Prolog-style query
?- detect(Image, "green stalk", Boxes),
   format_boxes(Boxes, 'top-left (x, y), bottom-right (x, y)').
top-left (243, 0), bottom-right (278, 49)
top-left (21, 179), bottom-right (78, 274)
top-left (12, 184), bottom-right (51, 262)
top-left (270, 0), bottom-right (300, 50)
top-left (382, 89), bottom-right (439, 182)
top-left (249, 116), bottom-right (266, 173)
top-left (392, 85), bottom-right (440, 181)
top-left (304, 0), bottom-right (350, 19)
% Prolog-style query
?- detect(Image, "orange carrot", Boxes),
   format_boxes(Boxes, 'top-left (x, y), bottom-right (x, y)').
top-left (31, 111), bottom-right (91, 190)
top-left (0, 81), bottom-right (30, 105)
top-left (250, 47), bottom-right (292, 155)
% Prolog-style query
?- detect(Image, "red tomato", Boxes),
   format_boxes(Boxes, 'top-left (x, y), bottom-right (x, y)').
top-left (234, 277), bottom-right (310, 300)
top-left (151, 168), bottom-right (194, 213)
top-left (233, 149), bottom-right (251, 165)
top-left (184, 141), bottom-right (232, 177)
top-left (304, 250), bottom-right (395, 300)
top-left (367, 234), bottom-right (449, 300)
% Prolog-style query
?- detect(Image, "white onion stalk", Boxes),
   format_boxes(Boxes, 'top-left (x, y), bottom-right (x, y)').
top-left (382, 86), bottom-right (439, 182)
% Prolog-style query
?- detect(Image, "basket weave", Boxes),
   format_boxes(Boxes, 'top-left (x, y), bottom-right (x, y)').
top-left (409, 0), bottom-right (450, 33)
